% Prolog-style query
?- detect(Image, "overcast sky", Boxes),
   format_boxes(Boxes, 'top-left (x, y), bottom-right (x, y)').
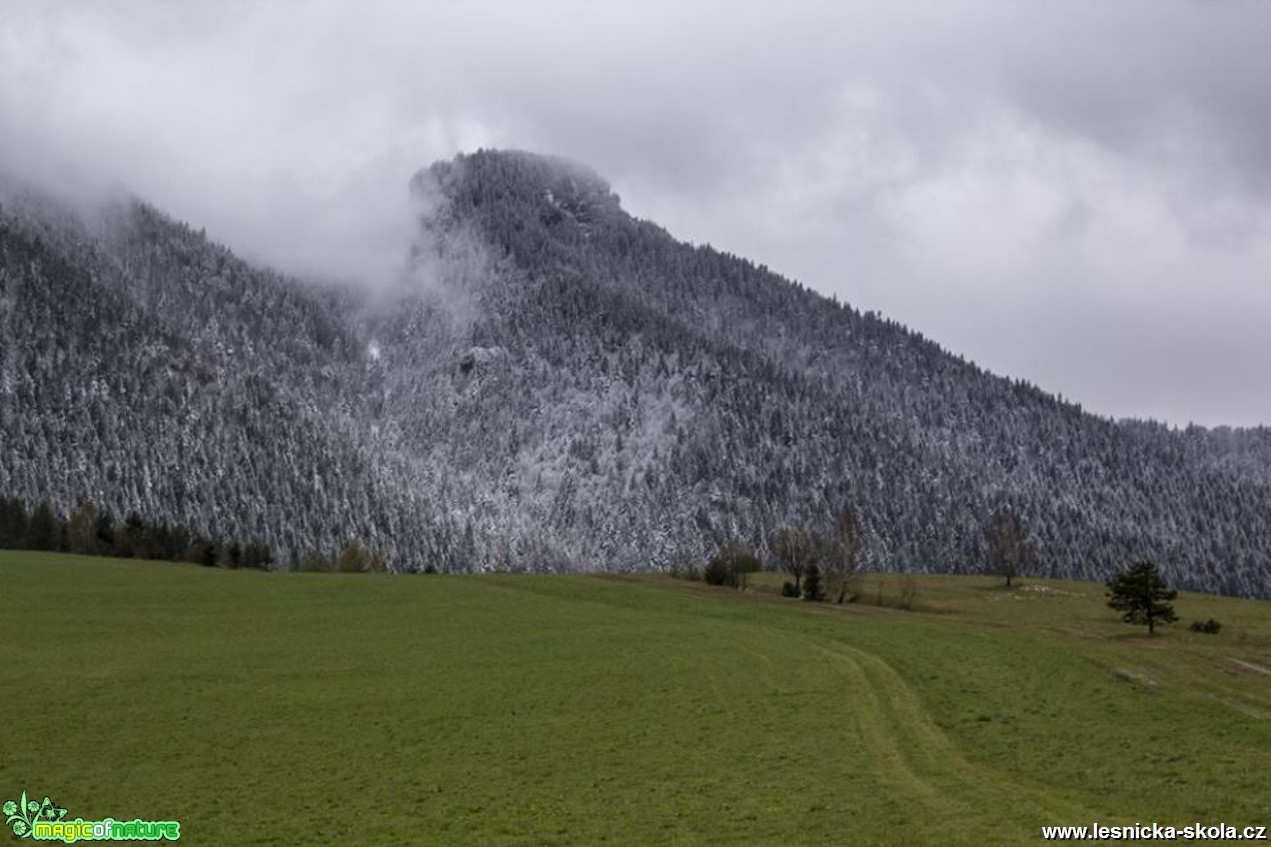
top-left (3, 2), bottom-right (1270, 427)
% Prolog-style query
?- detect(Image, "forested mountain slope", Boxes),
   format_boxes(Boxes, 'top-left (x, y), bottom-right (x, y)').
top-left (2, 150), bottom-right (1268, 595)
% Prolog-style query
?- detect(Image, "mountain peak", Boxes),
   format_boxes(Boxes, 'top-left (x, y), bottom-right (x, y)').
top-left (417, 148), bottom-right (623, 222)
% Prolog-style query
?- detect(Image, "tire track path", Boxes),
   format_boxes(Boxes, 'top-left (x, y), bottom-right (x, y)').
top-left (817, 640), bottom-right (1099, 842)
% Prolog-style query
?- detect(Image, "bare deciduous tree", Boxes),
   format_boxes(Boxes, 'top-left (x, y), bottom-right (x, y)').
top-left (771, 526), bottom-right (818, 594)
top-left (825, 506), bottom-right (860, 604)
top-left (983, 506), bottom-right (1032, 588)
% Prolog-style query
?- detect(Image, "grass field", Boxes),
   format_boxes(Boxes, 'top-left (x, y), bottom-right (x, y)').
top-left (2, 552), bottom-right (1270, 845)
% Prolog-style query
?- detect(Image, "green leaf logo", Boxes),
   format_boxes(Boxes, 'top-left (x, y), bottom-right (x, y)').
top-left (4, 791), bottom-right (66, 839)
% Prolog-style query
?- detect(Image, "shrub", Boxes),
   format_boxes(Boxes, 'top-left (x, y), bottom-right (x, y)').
top-left (781, 581), bottom-right (800, 597)
top-left (704, 541), bottom-right (763, 588)
top-left (668, 563), bottom-right (701, 581)
top-left (703, 556), bottom-right (733, 586)
top-left (337, 541), bottom-right (386, 573)
top-left (298, 551), bottom-right (333, 573)
top-left (1189, 618), bottom-right (1222, 634)
top-left (896, 575), bottom-right (919, 611)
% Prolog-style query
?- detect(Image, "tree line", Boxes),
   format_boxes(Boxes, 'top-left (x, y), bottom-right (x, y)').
top-left (695, 501), bottom-right (1214, 637)
top-left (0, 494), bottom-right (388, 573)
top-left (0, 494), bottom-right (272, 568)
top-left (691, 505), bottom-right (863, 603)
top-left (1, 487), bottom-right (1224, 634)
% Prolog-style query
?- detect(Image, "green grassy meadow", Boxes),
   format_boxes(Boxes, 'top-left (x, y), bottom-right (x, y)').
top-left (2, 552), bottom-right (1270, 845)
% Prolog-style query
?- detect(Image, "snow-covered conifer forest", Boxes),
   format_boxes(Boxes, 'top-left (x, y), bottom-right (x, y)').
top-left (3, 150), bottom-right (1269, 595)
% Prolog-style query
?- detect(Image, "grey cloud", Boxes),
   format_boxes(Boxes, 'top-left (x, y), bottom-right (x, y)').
top-left (3, 1), bottom-right (1270, 425)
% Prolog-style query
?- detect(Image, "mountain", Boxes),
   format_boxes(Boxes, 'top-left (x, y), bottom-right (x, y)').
top-left (2, 149), bottom-right (1270, 595)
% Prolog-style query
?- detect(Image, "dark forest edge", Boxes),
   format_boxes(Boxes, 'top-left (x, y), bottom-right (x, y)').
top-left (0, 494), bottom-right (386, 573)
top-left (1, 491), bottom-right (1237, 634)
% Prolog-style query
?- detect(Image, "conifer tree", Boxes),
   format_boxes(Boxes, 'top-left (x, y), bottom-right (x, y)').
top-left (25, 502), bottom-right (59, 551)
top-left (1106, 560), bottom-right (1178, 635)
top-left (802, 563), bottom-right (825, 602)
top-left (0, 497), bottom-right (29, 548)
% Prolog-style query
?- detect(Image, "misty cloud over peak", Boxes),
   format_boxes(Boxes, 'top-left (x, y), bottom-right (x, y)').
top-left (418, 149), bottom-right (619, 212)
top-left (3, 2), bottom-right (1270, 424)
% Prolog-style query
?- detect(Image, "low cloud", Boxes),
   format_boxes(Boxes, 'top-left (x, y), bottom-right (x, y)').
top-left (3, 2), bottom-right (1269, 425)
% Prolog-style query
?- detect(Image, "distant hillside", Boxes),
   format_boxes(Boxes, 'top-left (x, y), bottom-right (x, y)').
top-left (2, 150), bottom-right (1269, 595)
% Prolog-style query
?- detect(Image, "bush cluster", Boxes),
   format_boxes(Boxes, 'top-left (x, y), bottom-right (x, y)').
top-left (703, 542), bottom-right (763, 588)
